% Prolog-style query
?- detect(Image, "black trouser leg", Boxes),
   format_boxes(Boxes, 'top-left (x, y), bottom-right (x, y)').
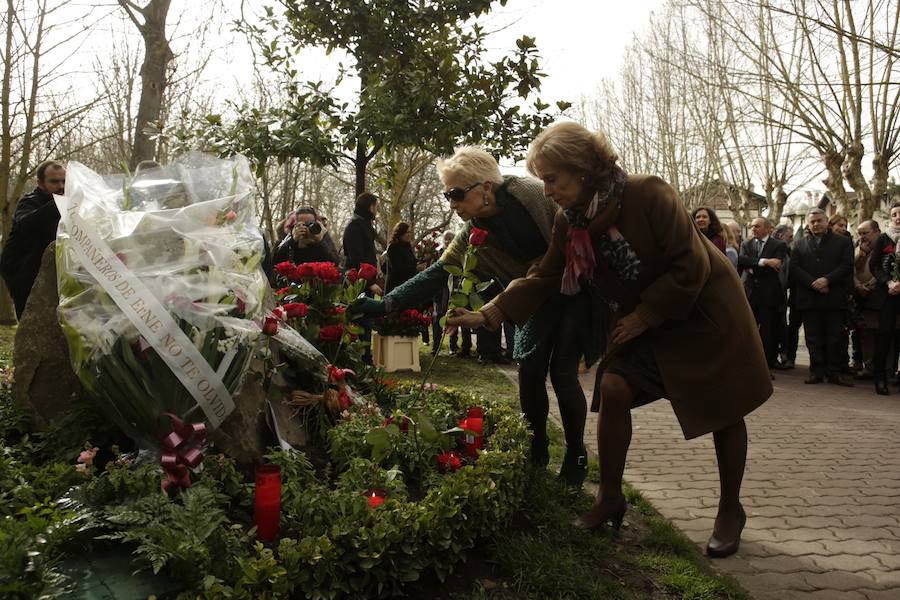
top-left (775, 301), bottom-right (788, 359)
top-left (786, 301), bottom-right (801, 362)
top-left (476, 326), bottom-right (501, 359)
top-left (460, 327), bottom-right (472, 352)
top-left (873, 296), bottom-right (900, 380)
top-left (823, 309), bottom-right (845, 377)
top-left (753, 302), bottom-right (780, 368)
top-left (803, 309), bottom-right (827, 377)
top-left (851, 328), bottom-right (863, 365)
top-left (548, 309), bottom-right (587, 453)
top-left (518, 342), bottom-right (552, 463)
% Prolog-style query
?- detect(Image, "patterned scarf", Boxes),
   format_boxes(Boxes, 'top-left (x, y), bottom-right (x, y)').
top-left (888, 224), bottom-right (900, 246)
top-left (561, 166), bottom-right (640, 294)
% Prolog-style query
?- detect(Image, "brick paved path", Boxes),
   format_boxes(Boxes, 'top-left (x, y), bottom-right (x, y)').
top-left (521, 357), bottom-right (900, 600)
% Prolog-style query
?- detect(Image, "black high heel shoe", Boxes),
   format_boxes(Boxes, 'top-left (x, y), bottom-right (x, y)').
top-left (557, 447), bottom-right (588, 488)
top-left (572, 498), bottom-right (627, 530)
top-left (876, 379), bottom-right (890, 395)
top-left (706, 506), bottom-right (747, 558)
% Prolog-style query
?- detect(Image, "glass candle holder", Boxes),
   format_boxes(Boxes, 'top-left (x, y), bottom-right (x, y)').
top-left (255, 464), bottom-right (281, 541)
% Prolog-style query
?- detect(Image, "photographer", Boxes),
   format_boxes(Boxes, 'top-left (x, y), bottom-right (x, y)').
top-left (273, 206), bottom-right (341, 266)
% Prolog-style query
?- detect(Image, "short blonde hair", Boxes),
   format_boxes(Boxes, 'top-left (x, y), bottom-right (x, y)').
top-left (436, 146), bottom-right (503, 186)
top-left (526, 121), bottom-right (618, 184)
top-left (722, 220), bottom-right (738, 249)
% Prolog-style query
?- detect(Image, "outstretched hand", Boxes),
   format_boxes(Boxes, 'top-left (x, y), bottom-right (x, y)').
top-left (348, 296), bottom-right (387, 320)
top-left (446, 307), bottom-right (486, 330)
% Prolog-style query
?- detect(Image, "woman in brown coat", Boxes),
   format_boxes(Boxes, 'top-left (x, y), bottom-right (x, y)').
top-left (450, 122), bottom-right (771, 558)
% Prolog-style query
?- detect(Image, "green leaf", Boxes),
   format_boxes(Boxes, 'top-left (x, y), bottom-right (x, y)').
top-left (450, 293), bottom-right (469, 307)
top-left (475, 280), bottom-right (493, 293)
top-left (443, 265), bottom-right (463, 276)
top-left (464, 254), bottom-right (477, 272)
top-left (461, 279), bottom-right (473, 294)
top-left (365, 427), bottom-right (392, 462)
top-left (469, 293), bottom-right (484, 311)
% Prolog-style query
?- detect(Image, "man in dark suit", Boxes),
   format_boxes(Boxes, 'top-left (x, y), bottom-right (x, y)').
top-left (739, 217), bottom-right (789, 371)
top-left (0, 160), bottom-right (65, 319)
top-left (789, 208), bottom-right (855, 386)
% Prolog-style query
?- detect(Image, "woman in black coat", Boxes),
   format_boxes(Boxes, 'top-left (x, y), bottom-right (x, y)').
top-left (384, 222), bottom-right (420, 293)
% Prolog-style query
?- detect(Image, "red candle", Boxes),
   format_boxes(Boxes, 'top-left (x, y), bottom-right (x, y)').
top-left (467, 406), bottom-right (484, 419)
top-left (365, 488), bottom-right (386, 508)
top-left (255, 464), bottom-right (281, 542)
top-left (459, 417), bottom-right (482, 457)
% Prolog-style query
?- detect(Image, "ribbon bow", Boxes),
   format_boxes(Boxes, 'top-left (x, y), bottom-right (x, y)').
top-left (328, 365), bottom-right (357, 410)
top-left (158, 413), bottom-right (206, 494)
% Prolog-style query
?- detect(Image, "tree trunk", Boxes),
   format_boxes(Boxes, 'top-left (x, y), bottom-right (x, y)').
top-left (870, 151), bottom-right (891, 219)
top-left (126, 0), bottom-right (174, 169)
top-left (842, 140), bottom-right (872, 221)
top-left (822, 149), bottom-right (848, 215)
top-left (772, 182), bottom-right (788, 224)
top-left (0, 0), bottom-right (16, 323)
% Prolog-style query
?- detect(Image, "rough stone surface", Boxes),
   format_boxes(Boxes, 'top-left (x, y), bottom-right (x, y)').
top-left (12, 243), bottom-right (83, 429)
top-left (208, 375), bottom-right (271, 466)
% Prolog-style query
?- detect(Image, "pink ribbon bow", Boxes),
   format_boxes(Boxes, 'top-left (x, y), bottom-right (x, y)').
top-left (158, 413), bottom-right (206, 494)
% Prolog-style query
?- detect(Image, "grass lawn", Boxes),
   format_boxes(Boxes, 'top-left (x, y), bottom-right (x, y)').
top-left (394, 345), bottom-right (749, 600)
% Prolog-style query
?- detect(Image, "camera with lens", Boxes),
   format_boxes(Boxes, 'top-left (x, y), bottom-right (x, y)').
top-left (306, 221), bottom-right (322, 235)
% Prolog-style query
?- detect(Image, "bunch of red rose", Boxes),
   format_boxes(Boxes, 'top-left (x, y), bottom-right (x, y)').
top-left (274, 261), bottom-right (342, 285)
top-left (345, 262), bottom-right (378, 285)
top-left (374, 308), bottom-right (432, 337)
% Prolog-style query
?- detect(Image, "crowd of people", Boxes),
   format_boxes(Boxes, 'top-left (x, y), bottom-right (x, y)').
top-left (690, 202), bottom-right (900, 396)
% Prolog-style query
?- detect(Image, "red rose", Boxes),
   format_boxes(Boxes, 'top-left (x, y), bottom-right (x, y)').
top-left (224, 210), bottom-right (237, 222)
top-left (319, 324), bottom-right (344, 343)
top-left (271, 307), bottom-right (286, 321)
top-left (283, 302), bottom-right (308, 318)
top-left (331, 306), bottom-right (346, 316)
top-left (468, 227), bottom-right (488, 247)
top-left (275, 286), bottom-right (291, 297)
top-left (274, 261), bottom-right (297, 280)
top-left (262, 315), bottom-right (279, 335)
top-left (346, 268), bottom-right (359, 283)
top-left (884, 244), bottom-right (895, 255)
top-left (315, 262), bottom-right (342, 284)
top-left (358, 263), bottom-right (378, 282)
top-left (437, 451), bottom-right (462, 473)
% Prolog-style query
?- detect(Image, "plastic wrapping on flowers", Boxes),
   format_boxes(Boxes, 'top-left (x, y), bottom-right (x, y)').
top-left (55, 153), bottom-right (270, 449)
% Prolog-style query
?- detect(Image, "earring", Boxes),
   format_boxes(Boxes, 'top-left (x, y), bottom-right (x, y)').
top-left (483, 193), bottom-right (489, 207)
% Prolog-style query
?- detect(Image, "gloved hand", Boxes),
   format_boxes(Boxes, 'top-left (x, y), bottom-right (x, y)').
top-left (349, 296), bottom-right (387, 320)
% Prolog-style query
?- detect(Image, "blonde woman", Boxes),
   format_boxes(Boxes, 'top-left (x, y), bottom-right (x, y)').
top-left (721, 220), bottom-right (740, 269)
top-left (352, 146), bottom-right (598, 486)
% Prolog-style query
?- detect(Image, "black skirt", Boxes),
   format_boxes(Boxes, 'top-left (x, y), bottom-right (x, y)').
top-left (590, 335), bottom-right (667, 412)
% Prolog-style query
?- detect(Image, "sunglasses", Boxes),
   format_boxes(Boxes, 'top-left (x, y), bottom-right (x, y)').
top-left (442, 181), bottom-right (481, 202)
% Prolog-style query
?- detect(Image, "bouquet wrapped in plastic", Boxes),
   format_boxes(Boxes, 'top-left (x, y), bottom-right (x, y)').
top-left (55, 153), bottom-right (270, 451)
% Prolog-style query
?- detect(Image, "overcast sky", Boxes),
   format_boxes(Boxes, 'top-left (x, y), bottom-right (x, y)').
top-left (159, 0), bottom-right (665, 113)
